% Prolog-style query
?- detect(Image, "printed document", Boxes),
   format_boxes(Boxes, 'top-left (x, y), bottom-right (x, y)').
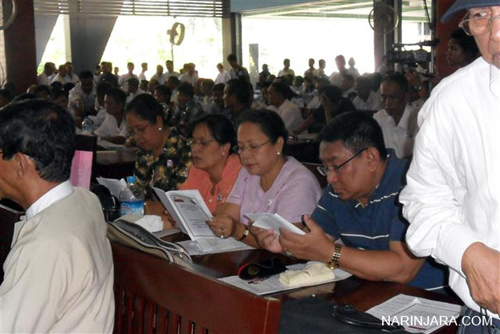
top-left (245, 213), bottom-right (305, 235)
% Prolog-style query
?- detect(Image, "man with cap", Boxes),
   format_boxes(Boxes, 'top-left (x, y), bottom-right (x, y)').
top-left (400, 1), bottom-right (500, 332)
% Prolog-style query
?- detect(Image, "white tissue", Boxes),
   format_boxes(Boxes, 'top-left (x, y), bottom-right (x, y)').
top-left (133, 215), bottom-right (163, 233)
top-left (279, 262), bottom-right (336, 287)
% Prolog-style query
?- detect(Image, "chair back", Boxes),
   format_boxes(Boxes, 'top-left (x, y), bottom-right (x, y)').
top-left (70, 134), bottom-right (97, 189)
top-left (112, 242), bottom-right (281, 334)
top-left (0, 199), bottom-right (24, 283)
top-left (302, 162), bottom-right (328, 189)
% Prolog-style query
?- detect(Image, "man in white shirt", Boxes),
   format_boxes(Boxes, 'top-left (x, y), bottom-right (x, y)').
top-left (68, 70), bottom-right (96, 120)
top-left (353, 76), bottom-right (381, 111)
top-left (0, 99), bottom-right (114, 333)
top-left (65, 62), bottom-right (80, 84)
top-left (94, 87), bottom-right (128, 144)
top-left (267, 81), bottom-right (302, 133)
top-left (118, 62), bottom-right (138, 90)
top-left (373, 73), bottom-right (419, 159)
top-left (138, 62), bottom-right (148, 82)
top-left (125, 77), bottom-right (146, 105)
top-left (215, 63), bottom-right (231, 84)
top-left (37, 62), bottom-right (56, 86)
top-left (179, 63), bottom-right (199, 86)
top-left (400, 1), bottom-right (500, 331)
top-left (278, 58), bottom-right (295, 78)
top-left (329, 55), bottom-right (348, 87)
top-left (151, 65), bottom-right (166, 85)
top-left (51, 64), bottom-right (70, 85)
top-left (164, 60), bottom-right (180, 79)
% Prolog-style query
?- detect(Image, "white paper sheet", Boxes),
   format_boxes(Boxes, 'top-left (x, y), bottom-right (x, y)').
top-left (219, 263), bottom-right (351, 295)
top-left (176, 239), bottom-right (254, 255)
top-left (245, 213), bottom-right (305, 236)
top-left (367, 294), bottom-right (462, 334)
top-left (96, 177), bottom-right (127, 198)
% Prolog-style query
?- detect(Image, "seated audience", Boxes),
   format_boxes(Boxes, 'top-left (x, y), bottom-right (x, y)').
top-left (373, 73), bottom-right (419, 159)
top-left (125, 77), bottom-right (146, 105)
top-left (88, 81), bottom-right (112, 129)
top-left (125, 94), bottom-right (192, 200)
top-left (446, 28), bottom-right (480, 69)
top-left (223, 79), bottom-right (252, 126)
top-left (340, 73), bottom-right (357, 100)
top-left (68, 70), bottom-right (96, 119)
top-left (169, 82), bottom-right (204, 134)
top-left (208, 110), bottom-right (321, 245)
top-left (352, 75), bottom-right (382, 112)
top-left (207, 83), bottom-right (226, 114)
top-left (153, 84), bottom-right (172, 119)
top-left (94, 87), bottom-right (128, 143)
top-left (180, 114), bottom-right (242, 214)
top-left (255, 111), bottom-right (449, 292)
top-left (267, 81), bottom-right (302, 134)
top-left (0, 99), bottom-right (114, 332)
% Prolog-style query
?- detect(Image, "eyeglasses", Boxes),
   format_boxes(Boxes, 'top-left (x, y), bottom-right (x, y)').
top-left (317, 148), bottom-right (367, 177)
top-left (459, 10), bottom-right (500, 36)
top-left (233, 140), bottom-right (271, 155)
top-left (187, 138), bottom-right (215, 148)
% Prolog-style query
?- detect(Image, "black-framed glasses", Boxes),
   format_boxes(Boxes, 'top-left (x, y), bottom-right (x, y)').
top-left (459, 11), bottom-right (500, 36)
top-left (233, 140), bottom-right (271, 155)
top-left (317, 148), bottom-right (367, 177)
top-left (187, 138), bottom-right (215, 148)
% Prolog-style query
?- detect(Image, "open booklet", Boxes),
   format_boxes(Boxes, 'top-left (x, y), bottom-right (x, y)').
top-left (153, 188), bottom-right (253, 254)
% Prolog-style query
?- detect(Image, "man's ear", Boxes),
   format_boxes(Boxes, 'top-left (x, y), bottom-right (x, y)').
top-left (365, 147), bottom-right (381, 172)
top-left (14, 153), bottom-right (35, 179)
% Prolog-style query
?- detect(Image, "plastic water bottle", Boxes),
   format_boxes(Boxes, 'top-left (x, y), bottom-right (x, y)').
top-left (81, 117), bottom-right (93, 134)
top-left (119, 176), bottom-right (144, 216)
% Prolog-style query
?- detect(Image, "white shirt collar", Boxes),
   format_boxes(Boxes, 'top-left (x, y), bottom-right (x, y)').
top-left (26, 181), bottom-right (74, 220)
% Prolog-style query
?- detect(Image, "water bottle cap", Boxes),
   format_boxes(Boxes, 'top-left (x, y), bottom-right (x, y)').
top-left (126, 176), bottom-right (137, 184)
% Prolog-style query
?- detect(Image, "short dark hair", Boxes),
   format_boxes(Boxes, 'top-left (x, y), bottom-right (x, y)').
top-left (187, 114), bottom-right (237, 149)
top-left (270, 81), bottom-right (297, 100)
top-left (78, 70), bottom-right (94, 80)
top-left (227, 54), bottom-right (237, 62)
top-left (450, 28), bottom-right (479, 57)
top-left (154, 85), bottom-right (172, 100)
top-left (238, 109), bottom-right (288, 153)
top-left (382, 72), bottom-right (409, 93)
top-left (317, 111), bottom-right (387, 160)
top-left (96, 81), bottom-right (112, 99)
top-left (34, 85), bottom-right (50, 97)
top-left (106, 88), bottom-right (127, 107)
top-left (213, 83), bottom-right (225, 93)
top-left (125, 93), bottom-right (164, 124)
top-left (177, 82), bottom-right (194, 98)
top-left (51, 89), bottom-right (68, 101)
top-left (0, 89), bottom-right (14, 102)
top-left (168, 76), bottom-right (180, 87)
top-left (0, 100), bottom-right (75, 182)
top-left (226, 79), bottom-right (250, 104)
top-left (126, 77), bottom-right (140, 88)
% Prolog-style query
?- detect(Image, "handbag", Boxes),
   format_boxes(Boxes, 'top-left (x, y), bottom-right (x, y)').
top-left (107, 219), bottom-right (193, 269)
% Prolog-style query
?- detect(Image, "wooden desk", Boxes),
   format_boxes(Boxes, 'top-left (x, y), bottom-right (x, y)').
top-left (95, 150), bottom-right (136, 180)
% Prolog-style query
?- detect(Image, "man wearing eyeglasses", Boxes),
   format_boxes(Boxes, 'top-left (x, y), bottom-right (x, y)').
top-left (255, 111), bottom-right (449, 292)
top-left (400, 0), bottom-right (500, 330)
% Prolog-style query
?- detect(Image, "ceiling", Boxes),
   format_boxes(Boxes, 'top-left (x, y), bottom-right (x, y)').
top-left (241, 0), bottom-right (432, 22)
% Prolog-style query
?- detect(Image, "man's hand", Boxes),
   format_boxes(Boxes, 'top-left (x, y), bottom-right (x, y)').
top-left (251, 226), bottom-right (283, 253)
top-left (462, 242), bottom-right (500, 315)
top-left (279, 215), bottom-right (334, 262)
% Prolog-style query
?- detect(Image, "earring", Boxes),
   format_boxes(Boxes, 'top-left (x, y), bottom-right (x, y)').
top-left (158, 127), bottom-right (162, 131)
top-left (277, 151), bottom-right (281, 155)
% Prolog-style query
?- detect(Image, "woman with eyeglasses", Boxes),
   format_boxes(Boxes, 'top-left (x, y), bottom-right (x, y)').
top-left (125, 94), bottom-right (192, 204)
top-left (179, 114), bottom-right (242, 214)
top-left (208, 109), bottom-right (322, 245)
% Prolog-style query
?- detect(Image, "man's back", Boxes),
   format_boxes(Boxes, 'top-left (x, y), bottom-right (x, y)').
top-left (0, 184), bottom-right (114, 333)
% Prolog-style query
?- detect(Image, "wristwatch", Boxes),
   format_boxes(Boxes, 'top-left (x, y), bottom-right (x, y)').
top-left (238, 226), bottom-right (250, 241)
top-left (326, 244), bottom-right (342, 270)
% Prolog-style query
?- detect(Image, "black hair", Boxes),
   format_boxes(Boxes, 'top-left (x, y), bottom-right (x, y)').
top-left (96, 81), bottom-right (112, 99)
top-left (177, 82), bottom-right (194, 98)
top-left (154, 85), bottom-right (172, 100)
top-left (317, 111), bottom-right (387, 160)
top-left (187, 114), bottom-right (237, 149)
top-left (63, 82), bottom-right (75, 93)
top-left (0, 99), bottom-right (76, 182)
top-left (126, 77), bottom-right (140, 88)
top-left (106, 87), bottom-right (127, 107)
top-left (382, 72), bottom-right (409, 93)
top-left (449, 28), bottom-right (479, 57)
top-left (226, 79), bottom-right (251, 104)
top-left (270, 81), bottom-right (298, 100)
top-left (51, 89), bottom-right (68, 101)
top-left (78, 70), bottom-right (94, 80)
top-left (322, 85), bottom-right (343, 103)
top-left (0, 89), bottom-right (14, 102)
top-left (34, 85), bottom-right (51, 98)
top-left (213, 83), bottom-right (225, 92)
top-left (238, 109), bottom-right (288, 153)
top-left (227, 54), bottom-right (237, 62)
top-left (167, 76), bottom-right (180, 87)
top-left (125, 93), bottom-right (164, 124)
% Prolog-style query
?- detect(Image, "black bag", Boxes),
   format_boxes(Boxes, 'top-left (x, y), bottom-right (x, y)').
top-left (107, 219), bottom-right (193, 269)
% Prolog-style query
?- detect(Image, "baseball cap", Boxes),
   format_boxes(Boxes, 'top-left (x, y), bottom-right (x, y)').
top-left (442, 0), bottom-right (500, 22)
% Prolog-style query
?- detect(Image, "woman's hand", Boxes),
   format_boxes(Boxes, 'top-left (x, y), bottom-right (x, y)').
top-left (251, 225), bottom-right (283, 253)
top-left (207, 213), bottom-right (238, 239)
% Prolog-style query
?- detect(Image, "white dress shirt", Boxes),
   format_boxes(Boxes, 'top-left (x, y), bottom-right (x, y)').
top-left (400, 57), bottom-right (500, 319)
top-left (268, 99), bottom-right (302, 133)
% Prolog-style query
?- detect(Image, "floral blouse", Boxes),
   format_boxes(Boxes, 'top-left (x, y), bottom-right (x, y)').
top-left (134, 127), bottom-right (193, 200)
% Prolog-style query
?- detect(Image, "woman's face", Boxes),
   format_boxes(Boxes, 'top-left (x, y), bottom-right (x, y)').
top-left (190, 124), bottom-right (228, 171)
top-left (446, 38), bottom-right (468, 67)
top-left (126, 112), bottom-right (163, 151)
top-left (237, 122), bottom-right (283, 177)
